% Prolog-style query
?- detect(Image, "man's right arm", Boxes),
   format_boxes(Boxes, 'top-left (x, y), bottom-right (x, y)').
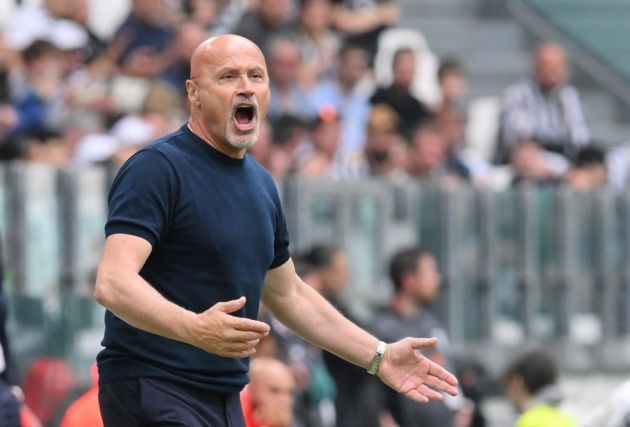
top-left (94, 233), bottom-right (269, 358)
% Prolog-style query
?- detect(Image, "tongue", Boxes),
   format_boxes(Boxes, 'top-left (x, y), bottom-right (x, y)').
top-left (235, 109), bottom-right (251, 125)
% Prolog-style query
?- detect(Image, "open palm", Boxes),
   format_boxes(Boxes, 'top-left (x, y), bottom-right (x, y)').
top-left (377, 337), bottom-right (459, 404)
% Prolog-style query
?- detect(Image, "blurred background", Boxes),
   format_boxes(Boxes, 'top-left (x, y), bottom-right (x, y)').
top-left (0, 0), bottom-right (629, 426)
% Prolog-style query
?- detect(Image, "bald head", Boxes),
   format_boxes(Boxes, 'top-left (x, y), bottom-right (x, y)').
top-left (250, 357), bottom-right (294, 384)
top-left (185, 34), bottom-right (270, 157)
top-left (248, 357), bottom-right (295, 427)
top-left (534, 43), bottom-right (568, 90)
top-left (190, 34), bottom-right (266, 80)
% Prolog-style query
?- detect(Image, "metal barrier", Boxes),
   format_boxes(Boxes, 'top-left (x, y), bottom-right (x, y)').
top-left (1, 165), bottom-right (629, 377)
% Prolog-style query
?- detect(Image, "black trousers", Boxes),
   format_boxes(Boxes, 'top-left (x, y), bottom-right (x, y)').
top-left (98, 377), bottom-right (245, 427)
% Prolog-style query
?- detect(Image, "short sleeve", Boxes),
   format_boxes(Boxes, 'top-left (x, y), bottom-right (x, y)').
top-left (105, 149), bottom-right (179, 247)
top-left (269, 187), bottom-right (290, 269)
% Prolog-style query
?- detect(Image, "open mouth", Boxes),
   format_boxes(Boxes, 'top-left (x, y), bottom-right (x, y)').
top-left (233, 104), bottom-right (256, 131)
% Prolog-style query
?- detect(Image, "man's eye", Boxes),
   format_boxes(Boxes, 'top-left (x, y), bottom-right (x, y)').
top-left (251, 73), bottom-right (263, 79)
top-left (221, 74), bottom-right (234, 80)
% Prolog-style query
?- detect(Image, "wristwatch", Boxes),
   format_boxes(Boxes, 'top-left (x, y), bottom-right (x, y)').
top-left (367, 341), bottom-right (387, 375)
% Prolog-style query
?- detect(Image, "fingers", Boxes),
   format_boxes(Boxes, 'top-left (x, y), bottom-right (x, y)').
top-left (425, 372), bottom-right (459, 396)
top-left (409, 337), bottom-right (438, 350)
top-left (425, 374), bottom-right (458, 396)
top-left (428, 360), bottom-right (459, 388)
top-left (233, 317), bottom-right (270, 335)
top-left (212, 296), bottom-right (247, 314)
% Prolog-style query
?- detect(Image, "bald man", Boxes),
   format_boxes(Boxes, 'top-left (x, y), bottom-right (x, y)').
top-left (94, 34), bottom-right (458, 427)
top-left (496, 42), bottom-right (590, 165)
top-left (241, 358), bottom-right (295, 427)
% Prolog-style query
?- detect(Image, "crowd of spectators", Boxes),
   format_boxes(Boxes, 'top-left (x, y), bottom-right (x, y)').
top-left (0, 0), bottom-right (627, 192)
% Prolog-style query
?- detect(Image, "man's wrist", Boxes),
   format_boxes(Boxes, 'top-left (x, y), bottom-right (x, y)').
top-left (367, 340), bottom-right (387, 375)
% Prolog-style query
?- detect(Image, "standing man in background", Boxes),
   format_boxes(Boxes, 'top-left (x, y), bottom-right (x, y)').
top-left (94, 34), bottom-right (458, 427)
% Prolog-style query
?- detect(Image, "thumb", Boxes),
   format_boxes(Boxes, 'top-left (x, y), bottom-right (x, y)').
top-left (409, 337), bottom-right (438, 350)
top-left (212, 296), bottom-right (246, 314)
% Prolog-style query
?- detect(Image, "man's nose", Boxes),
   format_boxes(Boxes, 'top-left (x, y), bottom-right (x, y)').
top-left (236, 75), bottom-right (254, 96)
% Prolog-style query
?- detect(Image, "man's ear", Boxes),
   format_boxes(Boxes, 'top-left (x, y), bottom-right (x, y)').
top-left (186, 79), bottom-right (200, 107)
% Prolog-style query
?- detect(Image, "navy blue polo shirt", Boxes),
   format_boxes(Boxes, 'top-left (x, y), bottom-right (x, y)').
top-left (97, 124), bottom-right (290, 395)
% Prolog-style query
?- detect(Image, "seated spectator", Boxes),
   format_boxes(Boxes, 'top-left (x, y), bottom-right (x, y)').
top-left (182, 0), bottom-right (220, 29)
top-left (370, 47), bottom-right (433, 139)
top-left (309, 44), bottom-right (373, 154)
top-left (510, 138), bottom-right (567, 186)
top-left (104, 0), bottom-right (177, 78)
top-left (241, 357), bottom-right (296, 427)
top-left (564, 146), bottom-right (608, 191)
top-left (496, 43), bottom-right (590, 163)
top-left (160, 19), bottom-right (209, 95)
top-left (503, 350), bottom-right (576, 427)
top-left (294, 105), bottom-right (343, 178)
top-left (342, 103), bottom-right (407, 178)
top-left (330, 0), bottom-right (399, 64)
top-left (294, 0), bottom-right (340, 88)
top-left (436, 59), bottom-right (467, 115)
top-left (267, 38), bottom-right (316, 123)
top-left (268, 114), bottom-right (310, 180)
top-left (406, 123), bottom-right (457, 183)
top-left (233, 0), bottom-right (296, 55)
top-left (6, 39), bottom-right (70, 139)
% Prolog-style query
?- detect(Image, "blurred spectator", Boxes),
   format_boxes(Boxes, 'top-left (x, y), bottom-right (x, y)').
top-left (371, 246), bottom-right (471, 427)
top-left (267, 114), bottom-right (310, 180)
top-left (22, 358), bottom-right (75, 427)
top-left (496, 43), bottom-right (590, 163)
top-left (247, 119), bottom-right (275, 169)
top-left (241, 357), bottom-right (297, 427)
top-left (59, 363), bottom-right (102, 427)
top-left (66, 0), bottom-right (107, 64)
top-left (503, 350), bottom-right (576, 427)
top-left (298, 244), bottom-right (381, 427)
top-left (233, 0), bottom-right (296, 54)
top-left (105, 0), bottom-right (176, 78)
top-left (407, 123), bottom-right (458, 182)
top-left (295, 104), bottom-right (344, 178)
top-left (182, 0), bottom-right (220, 29)
top-left (309, 44), bottom-right (373, 154)
top-left (434, 60), bottom-right (471, 179)
top-left (19, 128), bottom-right (70, 166)
top-left (160, 19), bottom-right (209, 95)
top-left (436, 60), bottom-right (467, 114)
top-left (330, 0), bottom-right (399, 63)
top-left (6, 40), bottom-right (69, 138)
top-left (294, 0), bottom-right (340, 88)
top-left (342, 103), bottom-right (407, 178)
top-left (267, 38), bottom-right (316, 122)
top-left (510, 138), bottom-right (567, 186)
top-left (564, 146), bottom-right (608, 191)
top-left (370, 47), bottom-right (433, 139)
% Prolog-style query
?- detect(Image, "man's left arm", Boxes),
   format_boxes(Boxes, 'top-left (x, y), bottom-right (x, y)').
top-left (262, 258), bottom-right (459, 404)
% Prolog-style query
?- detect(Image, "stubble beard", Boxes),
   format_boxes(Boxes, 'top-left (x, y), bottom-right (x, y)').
top-left (226, 123), bottom-right (260, 150)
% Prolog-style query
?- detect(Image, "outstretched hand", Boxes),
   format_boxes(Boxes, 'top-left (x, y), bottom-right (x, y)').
top-left (188, 296), bottom-right (270, 358)
top-left (377, 337), bottom-right (459, 404)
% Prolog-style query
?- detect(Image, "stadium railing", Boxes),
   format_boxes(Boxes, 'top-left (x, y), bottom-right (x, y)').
top-left (1, 164), bottom-right (629, 381)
